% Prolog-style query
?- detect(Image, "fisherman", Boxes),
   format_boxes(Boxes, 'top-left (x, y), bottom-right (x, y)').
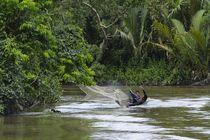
top-left (129, 90), bottom-right (141, 103)
top-left (127, 88), bottom-right (148, 107)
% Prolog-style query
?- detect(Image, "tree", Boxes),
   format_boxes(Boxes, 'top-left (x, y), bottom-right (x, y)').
top-left (50, 0), bottom-right (95, 85)
top-left (153, 10), bottom-right (210, 79)
top-left (0, 0), bottom-right (95, 115)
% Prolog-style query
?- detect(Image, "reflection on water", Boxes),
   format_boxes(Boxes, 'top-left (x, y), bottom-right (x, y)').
top-left (0, 86), bottom-right (210, 140)
top-left (0, 116), bottom-right (91, 140)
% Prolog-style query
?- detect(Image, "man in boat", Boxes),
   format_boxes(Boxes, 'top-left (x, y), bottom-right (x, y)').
top-left (127, 88), bottom-right (148, 107)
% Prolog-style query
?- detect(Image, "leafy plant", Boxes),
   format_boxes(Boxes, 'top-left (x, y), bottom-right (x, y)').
top-left (0, 0), bottom-right (95, 115)
top-left (153, 9), bottom-right (209, 79)
top-left (115, 6), bottom-right (148, 50)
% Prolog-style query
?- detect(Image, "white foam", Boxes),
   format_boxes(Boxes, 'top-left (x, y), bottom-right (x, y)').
top-left (93, 121), bottom-right (167, 133)
top-left (71, 114), bottom-right (150, 123)
top-left (91, 132), bottom-right (197, 140)
top-left (135, 97), bottom-right (210, 109)
top-left (56, 101), bottom-right (119, 110)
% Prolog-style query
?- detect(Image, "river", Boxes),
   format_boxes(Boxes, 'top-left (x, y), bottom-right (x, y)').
top-left (0, 86), bottom-right (210, 140)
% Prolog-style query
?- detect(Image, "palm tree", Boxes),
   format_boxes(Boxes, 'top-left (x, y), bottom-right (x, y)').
top-left (114, 7), bottom-right (148, 52)
top-left (154, 9), bottom-right (209, 76)
top-left (172, 10), bottom-right (209, 70)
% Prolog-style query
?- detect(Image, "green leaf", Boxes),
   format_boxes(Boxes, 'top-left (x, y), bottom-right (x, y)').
top-left (18, 0), bottom-right (38, 11)
top-left (150, 42), bottom-right (173, 53)
top-left (153, 20), bottom-right (172, 41)
top-left (43, 50), bottom-right (55, 58)
top-left (171, 19), bottom-right (186, 34)
top-left (191, 10), bottom-right (206, 31)
top-left (190, 28), bottom-right (206, 51)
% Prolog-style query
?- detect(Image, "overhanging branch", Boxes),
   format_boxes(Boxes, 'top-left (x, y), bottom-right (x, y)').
top-left (82, 2), bottom-right (107, 39)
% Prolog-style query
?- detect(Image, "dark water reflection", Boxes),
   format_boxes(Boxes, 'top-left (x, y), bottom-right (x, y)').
top-left (0, 86), bottom-right (210, 140)
top-left (0, 115), bottom-right (91, 140)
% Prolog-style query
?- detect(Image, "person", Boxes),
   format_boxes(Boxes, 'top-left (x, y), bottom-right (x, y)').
top-left (129, 90), bottom-right (141, 103)
top-left (127, 88), bottom-right (148, 107)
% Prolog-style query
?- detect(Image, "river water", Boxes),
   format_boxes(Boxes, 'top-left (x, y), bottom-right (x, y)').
top-left (0, 86), bottom-right (210, 140)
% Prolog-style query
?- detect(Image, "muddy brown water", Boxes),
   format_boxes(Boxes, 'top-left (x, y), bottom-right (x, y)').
top-left (0, 86), bottom-right (210, 140)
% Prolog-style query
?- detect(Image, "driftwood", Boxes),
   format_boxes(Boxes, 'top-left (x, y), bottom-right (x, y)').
top-left (15, 100), bottom-right (24, 111)
top-left (191, 78), bottom-right (210, 86)
top-left (29, 100), bottom-right (40, 109)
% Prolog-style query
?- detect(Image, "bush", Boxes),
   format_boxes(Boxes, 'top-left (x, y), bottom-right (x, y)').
top-left (93, 60), bottom-right (193, 85)
top-left (0, 0), bottom-right (94, 115)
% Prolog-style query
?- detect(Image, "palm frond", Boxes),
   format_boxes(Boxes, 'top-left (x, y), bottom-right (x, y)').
top-left (172, 19), bottom-right (194, 49)
top-left (153, 20), bottom-right (172, 41)
top-left (191, 10), bottom-right (206, 31)
top-left (139, 7), bottom-right (148, 43)
top-left (124, 7), bottom-right (140, 43)
top-left (171, 19), bottom-right (186, 34)
top-left (150, 42), bottom-right (173, 53)
top-left (190, 28), bottom-right (206, 51)
top-left (167, 0), bottom-right (188, 18)
top-left (115, 29), bottom-right (136, 49)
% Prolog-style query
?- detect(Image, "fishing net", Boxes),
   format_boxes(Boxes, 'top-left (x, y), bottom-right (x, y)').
top-left (79, 85), bottom-right (129, 106)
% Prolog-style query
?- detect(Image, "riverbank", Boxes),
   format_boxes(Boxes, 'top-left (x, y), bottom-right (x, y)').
top-left (93, 64), bottom-right (210, 86)
top-left (191, 73), bottom-right (210, 86)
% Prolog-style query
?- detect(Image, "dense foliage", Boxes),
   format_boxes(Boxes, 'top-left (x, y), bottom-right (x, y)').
top-left (72, 0), bottom-right (209, 85)
top-left (0, 0), bottom-right (94, 115)
top-left (0, 0), bottom-right (209, 115)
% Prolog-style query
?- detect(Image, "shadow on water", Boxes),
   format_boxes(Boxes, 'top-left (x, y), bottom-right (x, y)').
top-left (0, 86), bottom-right (210, 140)
top-left (0, 115), bottom-right (92, 140)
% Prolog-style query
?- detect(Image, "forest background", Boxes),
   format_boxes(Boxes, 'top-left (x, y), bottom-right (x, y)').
top-left (0, 0), bottom-right (209, 114)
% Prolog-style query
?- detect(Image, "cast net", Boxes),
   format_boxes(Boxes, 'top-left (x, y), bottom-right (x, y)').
top-left (79, 85), bottom-right (129, 106)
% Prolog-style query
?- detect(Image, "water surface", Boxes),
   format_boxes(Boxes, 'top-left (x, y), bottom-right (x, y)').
top-left (0, 86), bottom-right (210, 140)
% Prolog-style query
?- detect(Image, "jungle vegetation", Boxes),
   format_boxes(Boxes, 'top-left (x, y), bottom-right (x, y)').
top-left (0, 0), bottom-right (209, 114)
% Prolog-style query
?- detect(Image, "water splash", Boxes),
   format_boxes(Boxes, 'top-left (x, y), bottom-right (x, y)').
top-left (134, 97), bottom-right (210, 109)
